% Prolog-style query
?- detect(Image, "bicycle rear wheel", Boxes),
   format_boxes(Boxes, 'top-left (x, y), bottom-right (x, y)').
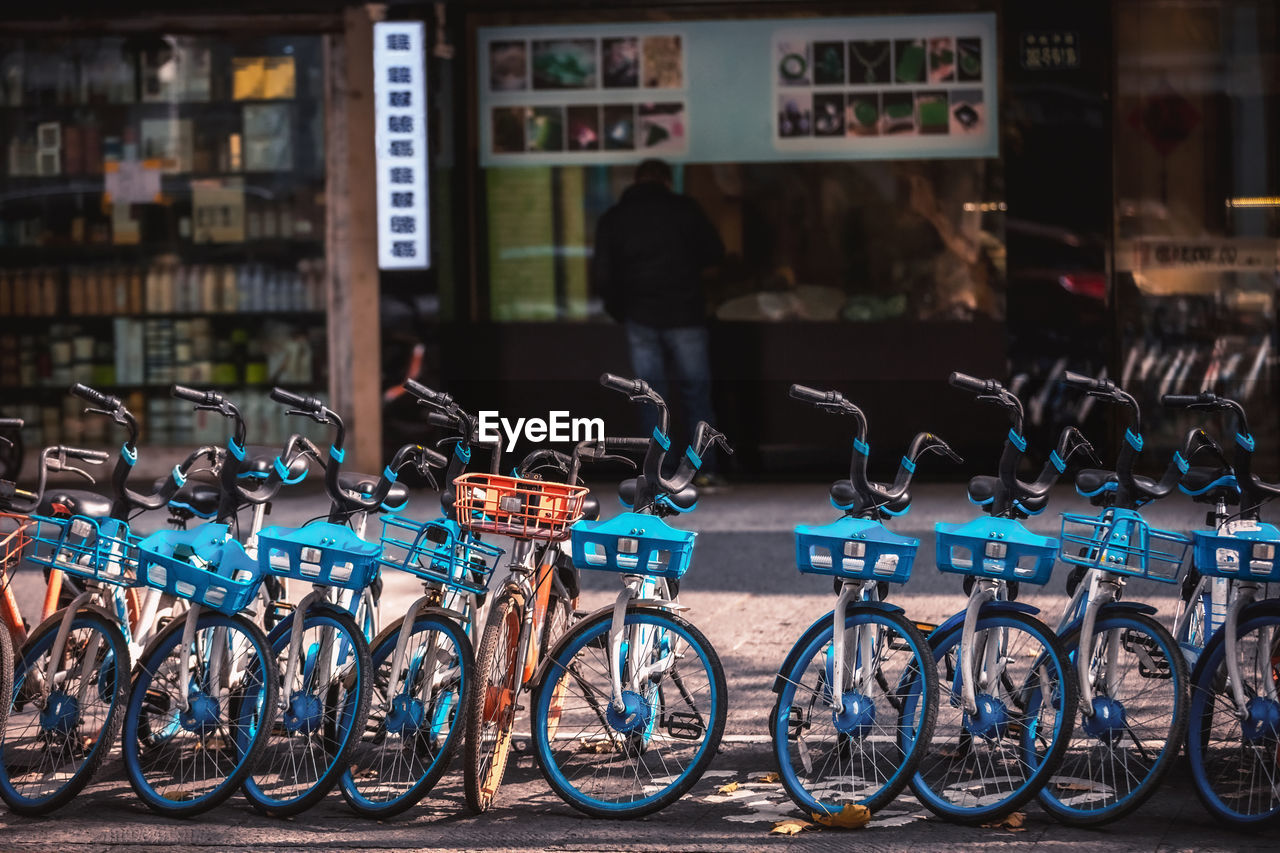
top-left (1186, 608), bottom-right (1280, 830)
top-left (772, 607), bottom-right (937, 815)
top-left (242, 606), bottom-right (371, 816)
top-left (1, 624), bottom-right (12, 734)
top-left (1038, 610), bottom-right (1188, 826)
top-left (463, 589), bottom-right (523, 813)
top-left (340, 613), bottom-right (472, 817)
top-left (0, 609), bottom-right (129, 815)
top-left (910, 609), bottom-right (1077, 824)
top-left (122, 611), bottom-right (277, 816)
top-left (532, 605), bottom-right (727, 818)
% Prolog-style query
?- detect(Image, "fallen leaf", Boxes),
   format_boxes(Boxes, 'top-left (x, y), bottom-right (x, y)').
top-left (577, 738), bottom-right (615, 754)
top-left (811, 803), bottom-right (871, 829)
top-left (770, 818), bottom-right (814, 835)
top-left (753, 772), bottom-right (781, 784)
top-left (717, 781), bottom-right (740, 794)
top-left (981, 811), bottom-right (1026, 831)
top-left (1054, 781), bottom-right (1094, 792)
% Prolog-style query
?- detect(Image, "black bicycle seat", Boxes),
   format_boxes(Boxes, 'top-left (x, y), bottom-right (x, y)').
top-left (581, 494), bottom-right (600, 521)
top-left (39, 488), bottom-right (112, 519)
top-left (240, 445), bottom-right (309, 485)
top-left (1075, 468), bottom-right (1163, 505)
top-left (830, 479), bottom-right (909, 514)
top-left (153, 476), bottom-right (221, 518)
top-left (1179, 467), bottom-right (1239, 505)
top-left (618, 477), bottom-right (698, 512)
top-left (967, 475), bottom-right (1049, 515)
top-left (339, 471), bottom-right (410, 512)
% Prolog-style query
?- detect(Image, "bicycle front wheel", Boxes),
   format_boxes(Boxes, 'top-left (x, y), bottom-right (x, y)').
top-left (340, 613), bottom-right (472, 817)
top-left (532, 605), bottom-right (727, 818)
top-left (1039, 610), bottom-right (1188, 826)
top-left (910, 608), bottom-right (1077, 824)
top-left (0, 609), bottom-right (129, 815)
top-left (122, 610), bottom-right (277, 816)
top-left (243, 606), bottom-right (372, 816)
top-left (772, 606), bottom-right (937, 815)
top-left (1186, 608), bottom-right (1280, 830)
top-left (0, 622), bottom-right (12, 734)
top-left (463, 589), bottom-right (523, 813)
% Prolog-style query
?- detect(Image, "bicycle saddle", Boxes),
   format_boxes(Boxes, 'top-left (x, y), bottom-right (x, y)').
top-left (339, 471), bottom-right (410, 512)
top-left (829, 479), bottom-right (910, 514)
top-left (240, 445), bottom-right (310, 485)
top-left (618, 477), bottom-right (698, 512)
top-left (1178, 467), bottom-right (1239, 505)
top-left (581, 493), bottom-right (600, 521)
top-left (966, 475), bottom-right (1050, 515)
top-left (38, 488), bottom-right (112, 519)
top-left (154, 476), bottom-right (221, 518)
top-left (1075, 468), bottom-right (1163, 506)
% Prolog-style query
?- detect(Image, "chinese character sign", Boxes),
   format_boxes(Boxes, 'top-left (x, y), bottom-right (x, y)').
top-left (373, 22), bottom-right (429, 269)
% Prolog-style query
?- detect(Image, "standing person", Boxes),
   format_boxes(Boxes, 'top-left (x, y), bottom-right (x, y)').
top-left (593, 158), bottom-right (726, 484)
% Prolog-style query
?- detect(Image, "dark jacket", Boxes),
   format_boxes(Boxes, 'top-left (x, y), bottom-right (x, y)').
top-left (592, 181), bottom-right (725, 328)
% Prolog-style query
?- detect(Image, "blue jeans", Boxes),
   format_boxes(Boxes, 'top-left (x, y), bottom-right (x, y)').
top-left (625, 322), bottom-right (717, 474)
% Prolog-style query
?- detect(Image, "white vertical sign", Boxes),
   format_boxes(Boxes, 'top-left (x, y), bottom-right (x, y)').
top-left (373, 22), bottom-right (430, 269)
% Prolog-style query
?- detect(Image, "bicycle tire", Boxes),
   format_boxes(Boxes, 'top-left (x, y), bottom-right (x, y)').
top-left (1038, 610), bottom-right (1189, 826)
top-left (242, 605), bottom-right (372, 816)
top-left (339, 613), bottom-right (472, 817)
top-left (0, 624), bottom-right (12, 735)
top-left (1186, 607), bottom-right (1280, 830)
top-left (772, 606), bottom-right (938, 815)
top-left (122, 610), bottom-right (277, 816)
top-left (463, 589), bottom-right (523, 813)
top-left (910, 608), bottom-right (1077, 824)
top-left (0, 608), bottom-right (129, 815)
top-left (531, 605), bottom-right (727, 818)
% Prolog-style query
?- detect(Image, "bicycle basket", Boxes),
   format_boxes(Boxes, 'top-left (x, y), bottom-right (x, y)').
top-left (571, 512), bottom-right (696, 580)
top-left (0, 512), bottom-right (33, 570)
top-left (137, 523), bottom-right (264, 616)
top-left (378, 515), bottom-right (504, 595)
top-left (1192, 521), bottom-right (1280, 582)
top-left (1059, 509), bottom-right (1189, 584)
top-left (794, 517), bottom-right (917, 583)
top-left (27, 514), bottom-right (141, 587)
top-left (256, 521), bottom-right (382, 591)
top-left (454, 473), bottom-right (588, 541)
top-left (935, 516), bottom-right (1058, 586)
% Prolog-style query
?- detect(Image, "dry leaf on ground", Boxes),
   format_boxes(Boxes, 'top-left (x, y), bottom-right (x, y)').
top-left (810, 803), bottom-right (872, 829)
top-left (981, 811), bottom-right (1026, 831)
top-left (717, 781), bottom-right (740, 794)
top-left (753, 772), bottom-right (781, 783)
top-left (770, 818), bottom-right (814, 836)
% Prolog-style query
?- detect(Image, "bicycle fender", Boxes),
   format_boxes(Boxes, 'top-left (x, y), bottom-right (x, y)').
top-left (529, 601), bottom-right (683, 690)
top-left (1056, 600), bottom-right (1159, 641)
top-left (1188, 597), bottom-right (1280, 685)
top-left (929, 600), bottom-right (1040, 642)
top-left (770, 601), bottom-right (906, 695)
top-left (22, 602), bottom-right (121, 653)
top-left (263, 601), bottom-right (360, 645)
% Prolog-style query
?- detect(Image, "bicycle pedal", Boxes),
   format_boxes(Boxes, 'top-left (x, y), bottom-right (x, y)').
top-left (662, 711), bottom-right (704, 740)
top-left (1123, 630), bottom-right (1171, 679)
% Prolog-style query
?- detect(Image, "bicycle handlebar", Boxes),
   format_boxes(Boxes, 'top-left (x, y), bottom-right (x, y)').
top-left (0, 418), bottom-right (22, 430)
top-left (601, 372), bottom-right (649, 396)
top-left (70, 382), bottom-right (119, 410)
top-left (789, 383), bottom-right (832, 404)
top-left (948, 372), bottom-right (990, 394)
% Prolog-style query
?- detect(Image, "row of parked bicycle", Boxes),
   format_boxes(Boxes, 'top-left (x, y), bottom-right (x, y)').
top-left (0, 369), bottom-right (1276, 832)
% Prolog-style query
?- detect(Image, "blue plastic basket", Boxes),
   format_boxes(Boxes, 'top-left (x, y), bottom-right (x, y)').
top-left (935, 517), bottom-right (1058, 586)
top-left (571, 512), bottom-right (696, 580)
top-left (377, 515), bottom-right (505, 595)
top-left (1192, 522), bottom-right (1280, 582)
top-left (137, 523), bottom-right (264, 616)
top-left (794, 517), bottom-right (918, 583)
top-left (256, 522), bottom-right (382, 591)
top-left (26, 514), bottom-right (141, 587)
top-left (1059, 509), bottom-right (1189, 584)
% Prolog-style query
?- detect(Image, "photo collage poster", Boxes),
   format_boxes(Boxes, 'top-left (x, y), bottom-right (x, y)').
top-left (480, 27), bottom-right (688, 166)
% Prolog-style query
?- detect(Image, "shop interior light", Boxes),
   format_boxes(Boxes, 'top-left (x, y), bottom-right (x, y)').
top-left (962, 201), bottom-right (1009, 212)
top-left (1059, 272), bottom-right (1107, 301)
top-left (1226, 196), bottom-right (1280, 208)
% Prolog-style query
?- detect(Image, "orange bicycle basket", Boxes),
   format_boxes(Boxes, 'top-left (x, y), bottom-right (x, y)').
top-left (453, 473), bottom-right (588, 542)
top-left (0, 512), bottom-right (33, 570)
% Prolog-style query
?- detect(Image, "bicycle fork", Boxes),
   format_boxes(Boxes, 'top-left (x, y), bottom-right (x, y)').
top-left (829, 579), bottom-right (879, 715)
top-left (1222, 581), bottom-right (1274, 715)
top-left (1075, 570), bottom-right (1123, 713)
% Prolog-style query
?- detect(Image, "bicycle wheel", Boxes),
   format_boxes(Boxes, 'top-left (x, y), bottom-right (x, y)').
top-left (910, 608), bottom-right (1077, 824)
top-left (1, 624), bottom-right (12, 734)
top-left (463, 589), bottom-right (523, 813)
top-left (531, 605), bottom-right (727, 818)
top-left (243, 606), bottom-right (372, 816)
top-left (122, 610), bottom-right (277, 816)
top-left (0, 609), bottom-right (129, 815)
top-left (339, 613), bottom-right (472, 817)
top-left (1186, 608), bottom-right (1280, 830)
top-left (1038, 610), bottom-right (1188, 826)
top-left (772, 607), bottom-right (937, 815)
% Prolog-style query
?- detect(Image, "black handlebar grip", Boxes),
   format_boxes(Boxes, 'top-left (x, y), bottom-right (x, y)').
top-left (1162, 393), bottom-right (1211, 407)
top-left (0, 418), bottom-right (22, 429)
top-left (70, 383), bottom-right (116, 408)
top-left (600, 373), bottom-right (643, 394)
top-left (172, 385), bottom-right (214, 405)
top-left (420, 446), bottom-right (449, 468)
top-left (404, 378), bottom-right (450, 406)
top-left (270, 387), bottom-right (309, 408)
top-left (603, 437), bottom-right (651, 450)
top-left (56, 446), bottom-right (110, 464)
top-left (948, 372), bottom-right (989, 393)
top-left (789, 384), bottom-right (831, 404)
top-left (1062, 371), bottom-right (1101, 390)
top-left (426, 410), bottom-right (458, 429)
